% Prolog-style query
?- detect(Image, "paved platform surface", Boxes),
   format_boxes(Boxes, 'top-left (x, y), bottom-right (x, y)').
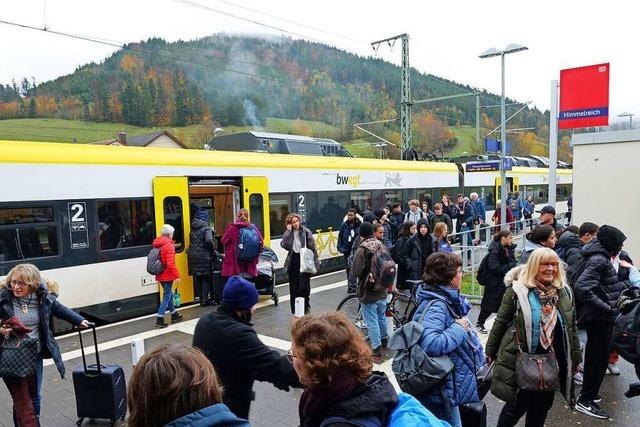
top-left (1, 270), bottom-right (638, 426)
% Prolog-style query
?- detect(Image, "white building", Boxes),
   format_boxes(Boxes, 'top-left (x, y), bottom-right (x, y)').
top-left (572, 129), bottom-right (640, 258)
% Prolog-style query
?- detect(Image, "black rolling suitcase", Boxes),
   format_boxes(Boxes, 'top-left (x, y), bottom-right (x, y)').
top-left (72, 324), bottom-right (127, 426)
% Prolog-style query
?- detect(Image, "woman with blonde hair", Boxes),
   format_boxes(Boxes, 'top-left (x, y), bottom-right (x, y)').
top-left (433, 222), bottom-right (452, 253)
top-left (127, 343), bottom-right (249, 426)
top-left (486, 248), bottom-right (581, 427)
top-left (289, 312), bottom-right (398, 426)
top-left (222, 208), bottom-right (263, 281)
top-left (0, 263), bottom-right (89, 426)
top-left (281, 213), bottom-right (319, 314)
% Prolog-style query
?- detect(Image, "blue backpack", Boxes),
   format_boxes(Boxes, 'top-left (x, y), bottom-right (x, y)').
top-left (237, 226), bottom-right (260, 262)
top-left (319, 393), bottom-right (450, 427)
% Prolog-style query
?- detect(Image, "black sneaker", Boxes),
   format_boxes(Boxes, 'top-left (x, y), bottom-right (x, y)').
top-left (381, 338), bottom-right (388, 349)
top-left (171, 312), bottom-right (184, 324)
top-left (476, 324), bottom-right (488, 334)
top-left (576, 400), bottom-right (609, 419)
top-left (372, 346), bottom-right (382, 358)
top-left (155, 317), bottom-right (168, 329)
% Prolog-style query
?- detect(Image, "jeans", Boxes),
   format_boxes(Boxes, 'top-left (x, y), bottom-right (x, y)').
top-left (580, 321), bottom-right (613, 402)
top-left (157, 281), bottom-right (176, 316)
top-left (362, 299), bottom-right (387, 349)
top-left (33, 355), bottom-right (43, 416)
top-left (497, 389), bottom-right (555, 427)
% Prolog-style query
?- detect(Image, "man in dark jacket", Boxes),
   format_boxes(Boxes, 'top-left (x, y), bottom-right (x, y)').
top-left (188, 209), bottom-right (217, 305)
top-left (337, 208), bottom-right (361, 279)
top-left (536, 205), bottom-right (565, 235)
top-left (193, 276), bottom-right (301, 419)
top-left (351, 222), bottom-right (389, 359)
top-left (388, 203), bottom-right (405, 243)
top-left (575, 225), bottom-right (630, 419)
top-left (560, 222), bottom-right (598, 271)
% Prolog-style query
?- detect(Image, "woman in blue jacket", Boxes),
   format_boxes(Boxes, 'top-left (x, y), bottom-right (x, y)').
top-left (413, 252), bottom-right (482, 427)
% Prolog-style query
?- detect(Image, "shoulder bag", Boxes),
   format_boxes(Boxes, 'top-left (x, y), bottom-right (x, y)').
top-left (0, 333), bottom-right (39, 378)
top-left (513, 305), bottom-right (560, 391)
top-left (299, 229), bottom-right (317, 275)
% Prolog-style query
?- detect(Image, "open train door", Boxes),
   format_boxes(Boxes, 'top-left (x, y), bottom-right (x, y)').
top-left (495, 176), bottom-right (519, 202)
top-left (152, 177), bottom-right (194, 303)
top-left (242, 177), bottom-right (271, 246)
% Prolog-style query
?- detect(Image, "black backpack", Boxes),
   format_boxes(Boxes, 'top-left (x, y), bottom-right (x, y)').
top-left (476, 255), bottom-right (491, 287)
top-left (367, 243), bottom-right (397, 291)
top-left (612, 288), bottom-right (640, 365)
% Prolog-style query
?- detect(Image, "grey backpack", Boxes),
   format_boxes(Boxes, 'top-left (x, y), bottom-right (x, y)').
top-left (388, 299), bottom-right (455, 395)
top-left (146, 247), bottom-right (165, 275)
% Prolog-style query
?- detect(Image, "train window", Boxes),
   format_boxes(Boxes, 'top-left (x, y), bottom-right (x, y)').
top-left (384, 190), bottom-right (402, 207)
top-left (0, 207), bottom-right (54, 225)
top-left (249, 194), bottom-right (264, 237)
top-left (190, 197), bottom-right (215, 230)
top-left (97, 199), bottom-right (155, 251)
top-left (268, 194), bottom-right (292, 238)
top-left (349, 191), bottom-right (372, 214)
top-left (309, 192), bottom-right (349, 232)
top-left (162, 197), bottom-right (184, 252)
top-left (0, 206), bottom-right (59, 263)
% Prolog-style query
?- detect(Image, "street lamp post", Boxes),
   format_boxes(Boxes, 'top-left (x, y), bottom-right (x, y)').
top-left (618, 112), bottom-right (634, 129)
top-left (479, 44), bottom-right (528, 230)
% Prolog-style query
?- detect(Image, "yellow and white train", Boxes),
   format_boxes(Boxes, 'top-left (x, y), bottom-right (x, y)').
top-left (0, 140), bottom-right (572, 328)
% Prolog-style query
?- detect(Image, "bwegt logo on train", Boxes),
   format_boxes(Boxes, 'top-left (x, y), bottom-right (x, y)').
top-left (336, 173), bottom-right (361, 188)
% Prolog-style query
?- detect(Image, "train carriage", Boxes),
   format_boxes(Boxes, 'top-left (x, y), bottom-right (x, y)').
top-left (0, 140), bottom-right (571, 330)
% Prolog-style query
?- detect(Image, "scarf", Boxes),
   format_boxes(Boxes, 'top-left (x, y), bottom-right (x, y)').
top-left (299, 374), bottom-right (361, 427)
top-left (533, 279), bottom-right (559, 350)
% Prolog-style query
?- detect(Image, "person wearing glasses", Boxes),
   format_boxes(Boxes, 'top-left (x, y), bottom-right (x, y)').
top-left (485, 248), bottom-right (581, 427)
top-left (289, 312), bottom-right (399, 427)
top-left (192, 276), bottom-right (300, 419)
top-left (0, 263), bottom-right (89, 426)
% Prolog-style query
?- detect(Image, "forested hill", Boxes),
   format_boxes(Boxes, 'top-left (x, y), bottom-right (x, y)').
top-left (0, 34), bottom-right (549, 144)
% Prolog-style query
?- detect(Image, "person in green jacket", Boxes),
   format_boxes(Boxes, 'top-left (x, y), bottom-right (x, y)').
top-left (485, 247), bottom-right (581, 427)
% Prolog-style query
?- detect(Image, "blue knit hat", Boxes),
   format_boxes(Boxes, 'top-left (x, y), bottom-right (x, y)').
top-left (194, 209), bottom-right (209, 222)
top-left (222, 276), bottom-right (259, 310)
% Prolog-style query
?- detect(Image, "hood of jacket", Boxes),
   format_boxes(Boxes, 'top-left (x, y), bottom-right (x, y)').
top-left (557, 231), bottom-right (582, 251)
top-left (582, 238), bottom-right (612, 259)
top-left (153, 235), bottom-right (173, 248)
top-left (191, 218), bottom-right (209, 230)
top-left (165, 403), bottom-right (249, 427)
top-left (328, 372), bottom-right (398, 423)
top-left (416, 283), bottom-right (471, 317)
top-left (416, 217), bottom-right (431, 231)
top-left (503, 265), bottom-right (525, 288)
top-left (523, 238), bottom-right (542, 253)
top-left (359, 237), bottom-right (382, 253)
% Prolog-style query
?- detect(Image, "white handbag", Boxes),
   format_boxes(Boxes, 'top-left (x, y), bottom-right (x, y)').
top-left (299, 230), bottom-right (317, 275)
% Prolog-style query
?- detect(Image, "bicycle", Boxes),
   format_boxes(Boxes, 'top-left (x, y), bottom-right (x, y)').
top-left (336, 280), bottom-right (422, 338)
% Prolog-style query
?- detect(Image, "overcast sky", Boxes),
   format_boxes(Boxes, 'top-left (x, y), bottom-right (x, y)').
top-left (2, 0), bottom-right (638, 122)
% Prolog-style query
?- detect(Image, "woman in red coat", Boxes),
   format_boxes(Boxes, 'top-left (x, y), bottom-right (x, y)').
top-left (491, 201), bottom-right (515, 234)
top-left (154, 224), bottom-right (183, 328)
top-left (221, 209), bottom-right (263, 281)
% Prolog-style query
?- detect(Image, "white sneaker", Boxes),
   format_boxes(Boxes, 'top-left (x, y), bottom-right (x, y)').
top-left (606, 363), bottom-right (621, 375)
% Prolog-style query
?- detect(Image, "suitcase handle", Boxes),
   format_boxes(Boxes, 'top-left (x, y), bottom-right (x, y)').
top-left (77, 323), bottom-right (100, 375)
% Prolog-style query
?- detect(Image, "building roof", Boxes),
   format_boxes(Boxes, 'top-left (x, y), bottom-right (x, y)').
top-left (91, 130), bottom-right (188, 148)
top-left (248, 131), bottom-right (316, 142)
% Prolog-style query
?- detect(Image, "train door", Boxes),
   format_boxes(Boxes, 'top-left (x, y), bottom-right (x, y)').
top-left (242, 176), bottom-right (270, 245)
top-left (152, 177), bottom-right (194, 303)
top-left (494, 177), bottom-right (519, 201)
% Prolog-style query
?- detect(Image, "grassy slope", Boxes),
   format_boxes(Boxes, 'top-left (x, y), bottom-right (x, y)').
top-left (0, 117), bottom-right (340, 146)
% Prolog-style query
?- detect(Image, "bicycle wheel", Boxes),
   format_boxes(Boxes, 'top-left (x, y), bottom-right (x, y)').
top-left (336, 294), bottom-right (367, 336)
top-left (389, 292), bottom-right (417, 327)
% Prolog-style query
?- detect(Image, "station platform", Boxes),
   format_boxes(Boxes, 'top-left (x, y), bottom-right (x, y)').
top-left (2, 270), bottom-right (639, 426)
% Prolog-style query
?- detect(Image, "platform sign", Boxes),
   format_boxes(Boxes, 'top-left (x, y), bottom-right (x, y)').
top-left (68, 202), bottom-right (89, 249)
top-left (503, 157), bottom-right (513, 171)
top-left (559, 63), bottom-right (609, 129)
top-left (466, 161), bottom-right (500, 172)
top-left (296, 193), bottom-right (307, 223)
top-left (484, 138), bottom-right (512, 155)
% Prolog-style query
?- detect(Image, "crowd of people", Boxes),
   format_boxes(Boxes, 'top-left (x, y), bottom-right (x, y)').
top-left (3, 194), bottom-right (640, 427)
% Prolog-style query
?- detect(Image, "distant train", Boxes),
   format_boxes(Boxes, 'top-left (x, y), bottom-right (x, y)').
top-left (0, 140), bottom-right (571, 329)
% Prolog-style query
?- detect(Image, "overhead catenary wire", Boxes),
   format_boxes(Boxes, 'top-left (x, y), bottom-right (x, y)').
top-left (0, 19), bottom-right (301, 87)
top-left (205, 0), bottom-right (368, 46)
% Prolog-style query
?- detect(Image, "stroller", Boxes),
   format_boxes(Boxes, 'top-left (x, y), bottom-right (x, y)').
top-left (253, 246), bottom-right (279, 306)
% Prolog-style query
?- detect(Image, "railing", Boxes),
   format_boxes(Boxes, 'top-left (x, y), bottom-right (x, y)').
top-left (444, 218), bottom-right (537, 299)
